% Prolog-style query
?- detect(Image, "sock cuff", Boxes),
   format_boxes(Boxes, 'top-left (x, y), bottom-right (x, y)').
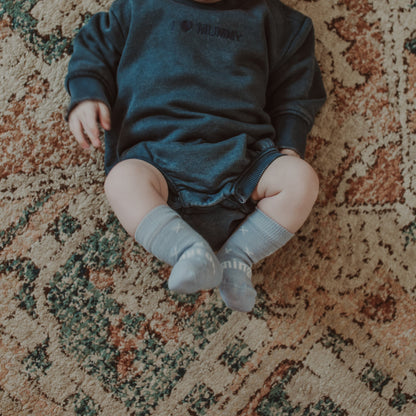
top-left (134, 204), bottom-right (179, 245)
top-left (251, 208), bottom-right (294, 249)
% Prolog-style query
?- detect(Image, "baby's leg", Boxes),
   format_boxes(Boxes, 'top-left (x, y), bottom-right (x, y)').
top-left (104, 159), bottom-right (222, 293)
top-left (104, 159), bottom-right (169, 236)
top-left (218, 156), bottom-right (319, 311)
top-left (252, 156), bottom-right (320, 233)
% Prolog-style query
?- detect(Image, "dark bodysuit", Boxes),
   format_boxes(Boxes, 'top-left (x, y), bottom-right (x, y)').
top-left (66, 0), bottom-right (326, 249)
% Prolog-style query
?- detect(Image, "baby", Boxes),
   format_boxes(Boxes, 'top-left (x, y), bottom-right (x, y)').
top-left (66, 0), bottom-right (326, 312)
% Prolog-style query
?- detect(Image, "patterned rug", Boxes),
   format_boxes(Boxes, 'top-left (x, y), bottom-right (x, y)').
top-left (1, 0), bottom-right (416, 414)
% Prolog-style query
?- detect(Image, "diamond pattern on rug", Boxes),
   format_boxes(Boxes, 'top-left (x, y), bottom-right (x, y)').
top-left (1, 0), bottom-right (416, 415)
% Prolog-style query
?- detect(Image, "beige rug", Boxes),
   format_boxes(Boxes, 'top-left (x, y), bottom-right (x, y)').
top-left (1, 0), bottom-right (416, 414)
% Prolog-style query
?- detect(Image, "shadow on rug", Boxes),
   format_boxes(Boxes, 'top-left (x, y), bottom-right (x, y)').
top-left (1, 0), bottom-right (416, 415)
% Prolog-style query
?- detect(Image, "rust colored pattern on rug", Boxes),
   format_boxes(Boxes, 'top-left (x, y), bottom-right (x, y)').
top-left (1, 0), bottom-right (416, 415)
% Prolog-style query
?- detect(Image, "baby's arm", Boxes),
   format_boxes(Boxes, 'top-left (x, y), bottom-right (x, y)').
top-left (65, 4), bottom-right (129, 134)
top-left (267, 13), bottom-right (326, 159)
top-left (68, 100), bottom-right (111, 150)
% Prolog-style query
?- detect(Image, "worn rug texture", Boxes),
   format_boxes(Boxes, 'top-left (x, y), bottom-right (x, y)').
top-left (1, 0), bottom-right (416, 415)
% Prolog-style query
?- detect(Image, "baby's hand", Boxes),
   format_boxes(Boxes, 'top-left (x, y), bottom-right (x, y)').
top-left (68, 100), bottom-right (111, 150)
top-left (280, 148), bottom-right (300, 158)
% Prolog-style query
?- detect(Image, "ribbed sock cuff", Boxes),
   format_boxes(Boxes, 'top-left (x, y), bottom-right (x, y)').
top-left (249, 208), bottom-right (294, 258)
top-left (134, 204), bottom-right (178, 246)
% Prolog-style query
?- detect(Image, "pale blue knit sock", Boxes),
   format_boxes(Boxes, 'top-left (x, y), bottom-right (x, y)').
top-left (135, 205), bottom-right (222, 294)
top-left (218, 208), bottom-right (294, 312)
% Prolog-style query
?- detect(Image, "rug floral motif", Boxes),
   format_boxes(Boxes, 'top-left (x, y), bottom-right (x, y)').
top-left (1, 0), bottom-right (416, 415)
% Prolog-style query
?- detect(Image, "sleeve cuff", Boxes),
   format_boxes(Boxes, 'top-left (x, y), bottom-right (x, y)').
top-left (274, 114), bottom-right (311, 159)
top-left (65, 77), bottom-right (111, 120)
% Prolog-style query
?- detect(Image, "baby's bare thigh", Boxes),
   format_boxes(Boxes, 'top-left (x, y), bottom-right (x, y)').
top-left (251, 156), bottom-right (319, 201)
top-left (105, 159), bottom-right (169, 200)
top-left (104, 159), bottom-right (170, 235)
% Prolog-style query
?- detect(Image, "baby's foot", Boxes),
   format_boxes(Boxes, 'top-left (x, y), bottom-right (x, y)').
top-left (218, 253), bottom-right (257, 312)
top-left (168, 242), bottom-right (223, 294)
top-left (134, 205), bottom-right (223, 294)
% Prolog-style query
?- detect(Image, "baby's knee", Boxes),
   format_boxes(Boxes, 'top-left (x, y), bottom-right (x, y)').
top-left (286, 157), bottom-right (319, 202)
top-left (297, 159), bottom-right (319, 190)
top-left (104, 159), bottom-right (132, 196)
top-left (104, 159), bottom-right (167, 199)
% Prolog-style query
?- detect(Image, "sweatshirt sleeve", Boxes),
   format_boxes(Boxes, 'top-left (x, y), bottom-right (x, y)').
top-left (65, 3), bottom-right (127, 118)
top-left (266, 12), bottom-right (326, 158)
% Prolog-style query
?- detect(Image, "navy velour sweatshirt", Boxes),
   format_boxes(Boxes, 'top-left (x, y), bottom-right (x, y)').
top-left (66, 0), bottom-right (326, 194)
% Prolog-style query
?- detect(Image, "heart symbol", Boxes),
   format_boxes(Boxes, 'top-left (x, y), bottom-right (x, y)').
top-left (181, 20), bottom-right (193, 32)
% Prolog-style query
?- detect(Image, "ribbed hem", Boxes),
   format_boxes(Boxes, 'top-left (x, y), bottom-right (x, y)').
top-left (235, 148), bottom-right (283, 203)
top-left (65, 76), bottom-right (110, 120)
top-left (134, 204), bottom-right (178, 246)
top-left (251, 208), bottom-right (294, 253)
top-left (275, 114), bottom-right (310, 159)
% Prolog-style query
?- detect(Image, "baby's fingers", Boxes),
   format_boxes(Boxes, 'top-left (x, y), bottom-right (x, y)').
top-left (69, 118), bottom-right (91, 150)
top-left (82, 107), bottom-right (102, 148)
top-left (68, 100), bottom-right (109, 150)
top-left (97, 102), bottom-right (111, 131)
